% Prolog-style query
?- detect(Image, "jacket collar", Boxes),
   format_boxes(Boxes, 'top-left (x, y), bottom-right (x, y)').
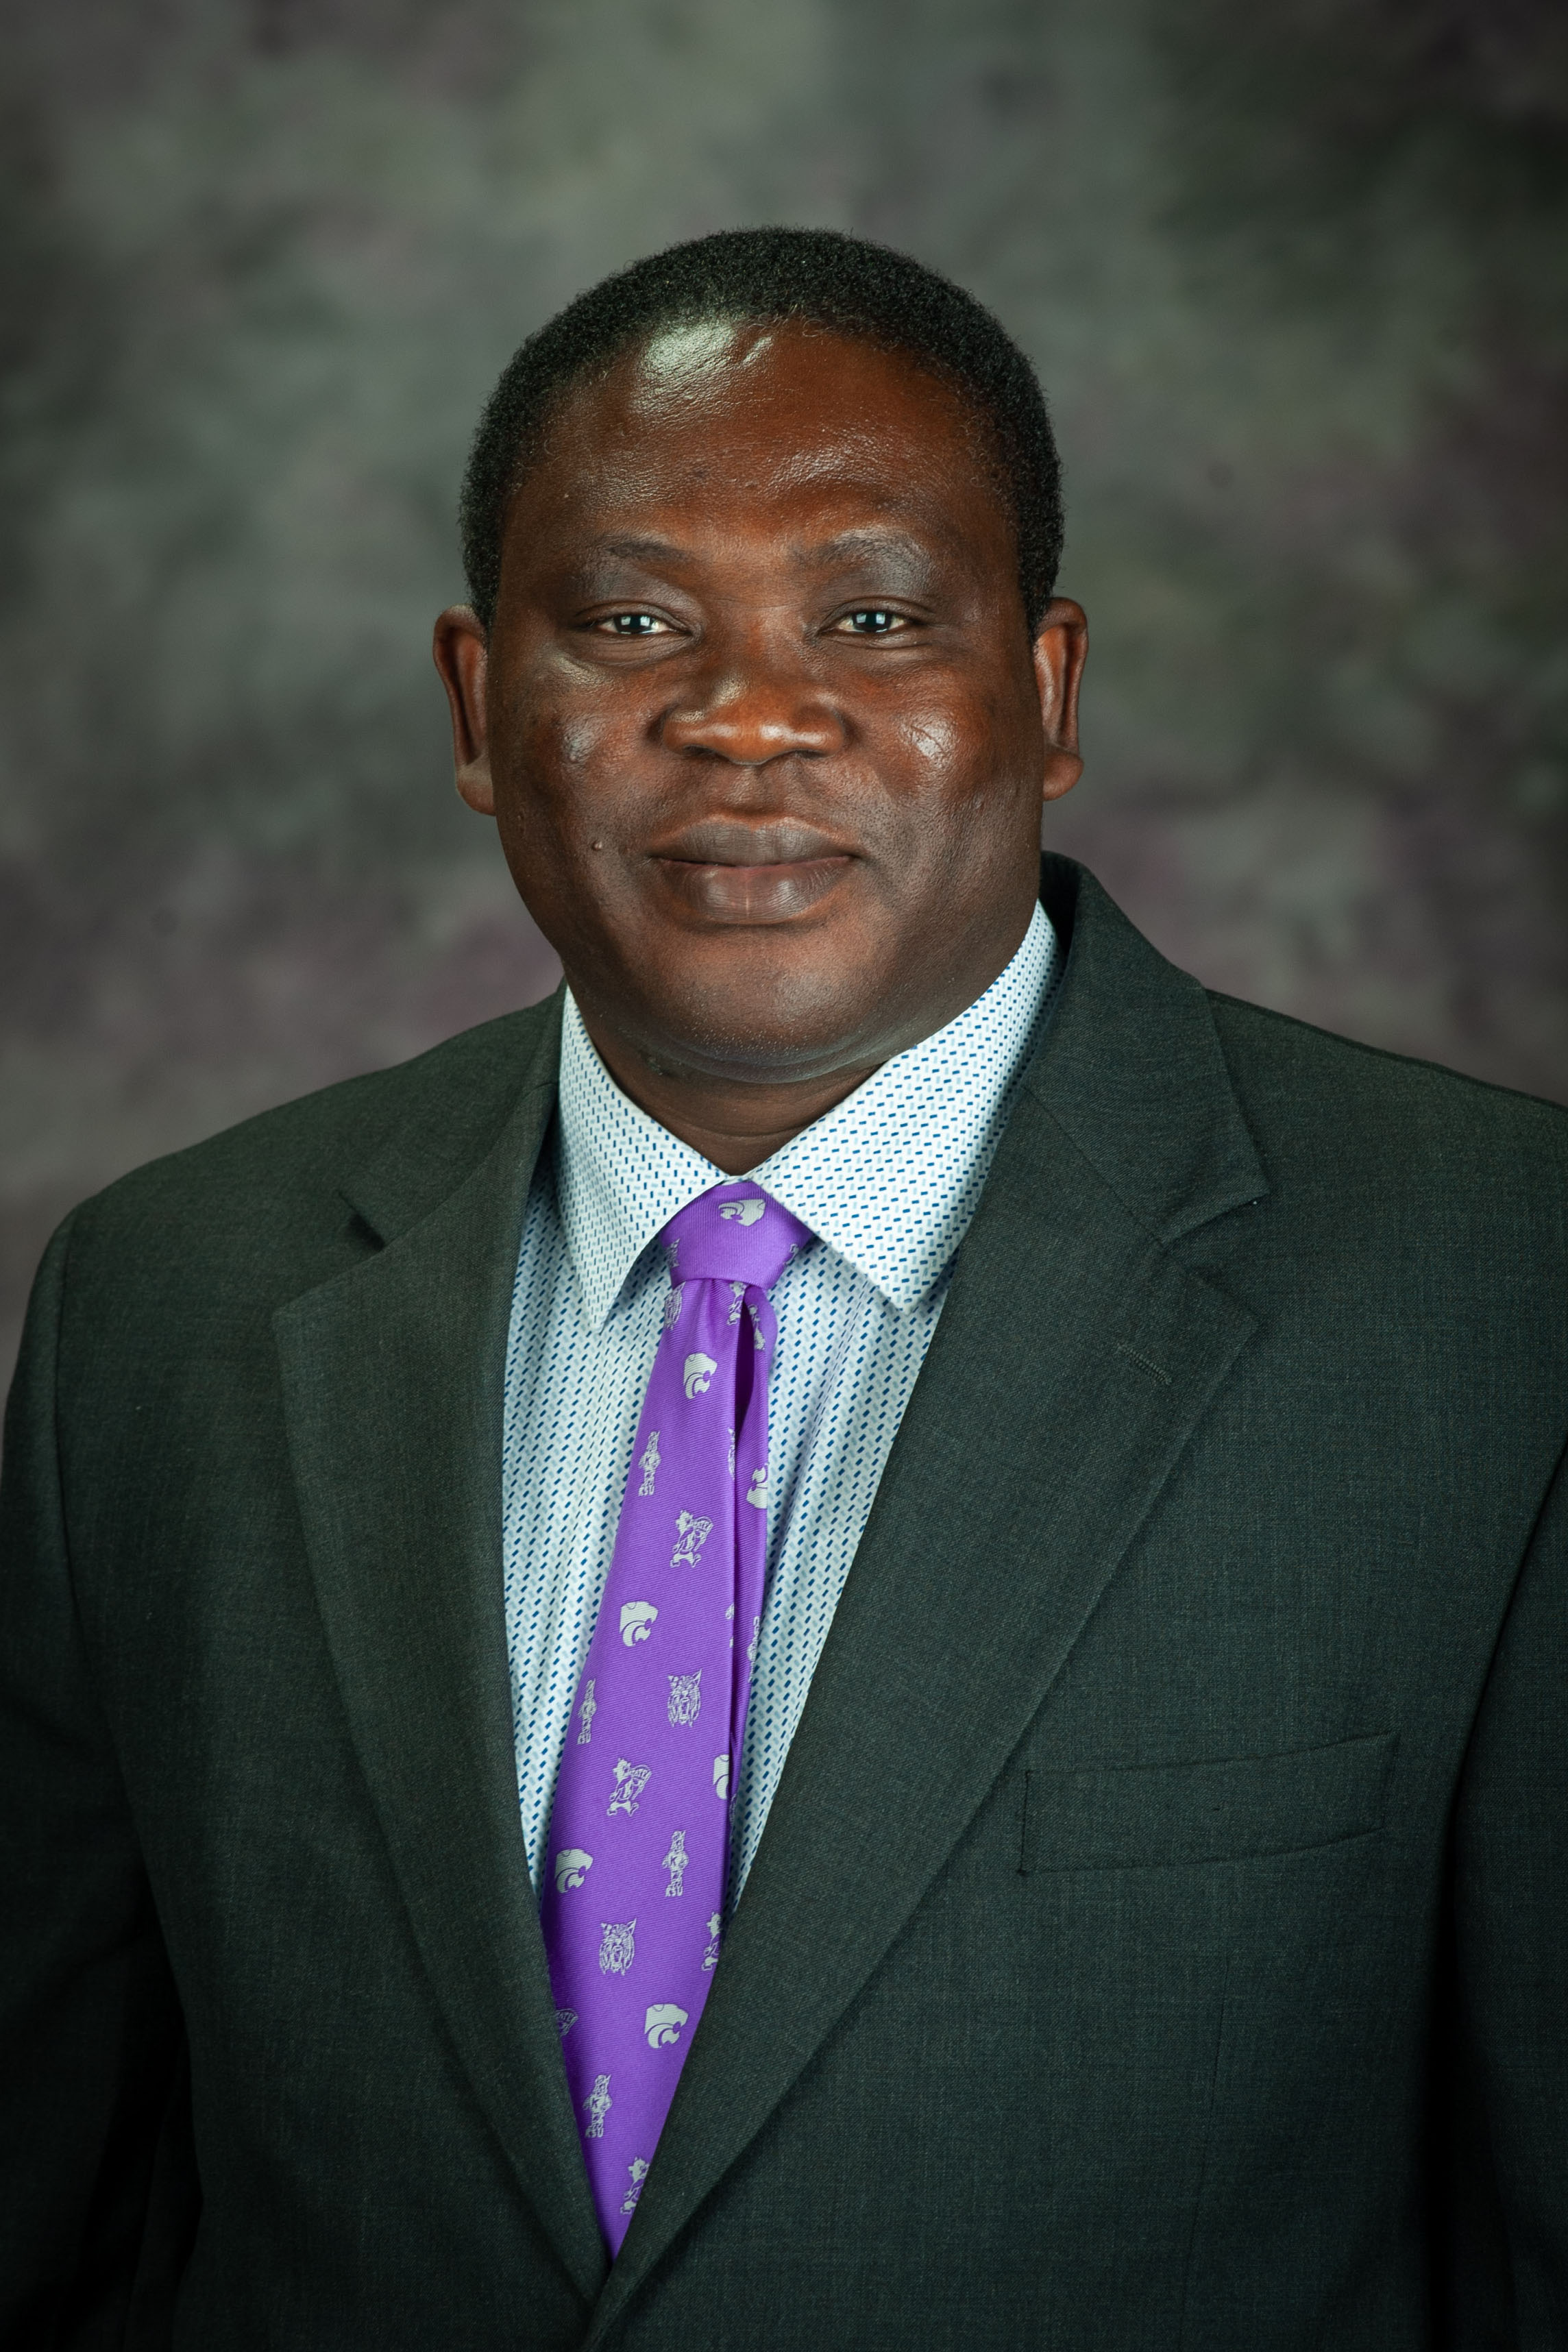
top-left (277, 991), bottom-right (611, 2311)
top-left (1029, 854), bottom-right (1266, 1245)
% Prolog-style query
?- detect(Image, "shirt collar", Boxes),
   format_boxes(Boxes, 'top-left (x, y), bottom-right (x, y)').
top-left (555, 902), bottom-right (1061, 1328)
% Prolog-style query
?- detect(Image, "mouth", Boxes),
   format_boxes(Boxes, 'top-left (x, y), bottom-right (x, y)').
top-left (646, 820), bottom-right (857, 924)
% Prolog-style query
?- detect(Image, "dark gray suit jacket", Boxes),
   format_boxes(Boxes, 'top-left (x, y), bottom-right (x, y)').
top-left (3, 858), bottom-right (1565, 2349)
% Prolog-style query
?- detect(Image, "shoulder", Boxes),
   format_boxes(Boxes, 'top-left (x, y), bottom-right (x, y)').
top-left (1205, 990), bottom-right (1568, 1242)
top-left (60, 994), bottom-right (561, 1288)
top-left (1038, 854), bottom-right (1568, 1256)
top-left (1208, 988), bottom-right (1568, 1155)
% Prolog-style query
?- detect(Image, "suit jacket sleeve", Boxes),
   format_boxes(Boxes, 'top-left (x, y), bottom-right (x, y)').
top-left (0, 1217), bottom-right (193, 2347)
top-left (1451, 1435), bottom-right (1568, 2344)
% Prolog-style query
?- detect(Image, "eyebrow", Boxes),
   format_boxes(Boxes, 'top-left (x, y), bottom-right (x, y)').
top-left (589, 536), bottom-right (694, 566)
top-left (792, 528), bottom-right (935, 569)
top-left (576, 526), bottom-right (938, 574)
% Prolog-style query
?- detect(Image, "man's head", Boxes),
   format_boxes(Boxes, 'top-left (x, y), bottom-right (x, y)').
top-left (434, 228), bottom-right (1087, 1160)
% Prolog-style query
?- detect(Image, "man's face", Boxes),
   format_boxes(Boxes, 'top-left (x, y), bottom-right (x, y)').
top-left (436, 319), bottom-right (1085, 1088)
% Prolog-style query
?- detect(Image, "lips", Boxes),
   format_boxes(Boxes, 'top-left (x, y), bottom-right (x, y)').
top-left (648, 819), bottom-right (856, 923)
top-left (653, 818), bottom-right (849, 867)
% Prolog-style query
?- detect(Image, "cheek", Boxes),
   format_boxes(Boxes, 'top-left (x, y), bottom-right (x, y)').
top-left (881, 691), bottom-right (1010, 818)
top-left (896, 712), bottom-right (961, 772)
top-left (875, 652), bottom-right (1031, 792)
top-left (499, 659), bottom-right (628, 785)
top-left (556, 717), bottom-right (602, 770)
top-left (503, 701), bottom-right (625, 834)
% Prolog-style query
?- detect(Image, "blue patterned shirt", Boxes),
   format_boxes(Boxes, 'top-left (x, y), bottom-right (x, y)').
top-left (502, 903), bottom-right (1061, 1903)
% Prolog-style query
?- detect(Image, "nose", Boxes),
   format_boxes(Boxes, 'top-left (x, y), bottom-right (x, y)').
top-left (659, 632), bottom-right (846, 767)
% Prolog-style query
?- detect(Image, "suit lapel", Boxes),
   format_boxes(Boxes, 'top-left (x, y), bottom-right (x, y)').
top-left (274, 995), bottom-right (610, 2308)
top-left (588, 867), bottom-right (1269, 2337)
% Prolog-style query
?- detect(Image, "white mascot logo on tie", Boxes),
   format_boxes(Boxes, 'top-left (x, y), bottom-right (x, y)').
top-left (719, 1198), bottom-right (765, 1227)
top-left (608, 1760), bottom-right (651, 1817)
top-left (670, 1511), bottom-right (713, 1567)
top-left (554, 1848), bottom-right (593, 1892)
top-left (644, 2004), bottom-right (689, 2049)
top-left (683, 1353), bottom-right (718, 1399)
top-left (620, 1601), bottom-right (658, 1645)
top-left (666, 1671), bottom-right (702, 1726)
top-left (598, 1920), bottom-right (636, 1974)
top-left (584, 2074), bottom-right (612, 2137)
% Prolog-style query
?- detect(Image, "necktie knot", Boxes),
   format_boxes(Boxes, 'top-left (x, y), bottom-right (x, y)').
top-left (661, 1183), bottom-right (813, 1292)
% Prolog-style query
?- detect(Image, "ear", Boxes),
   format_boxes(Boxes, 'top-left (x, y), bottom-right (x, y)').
top-left (1031, 597), bottom-right (1088, 805)
top-left (432, 605), bottom-right (495, 815)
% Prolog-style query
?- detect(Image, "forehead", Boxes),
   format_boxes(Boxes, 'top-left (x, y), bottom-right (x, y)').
top-left (508, 319), bottom-right (1012, 563)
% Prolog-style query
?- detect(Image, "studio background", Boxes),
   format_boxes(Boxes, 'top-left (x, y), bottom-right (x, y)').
top-left (3, 0), bottom-right (1566, 1394)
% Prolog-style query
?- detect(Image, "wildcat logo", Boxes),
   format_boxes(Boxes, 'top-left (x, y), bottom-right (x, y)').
top-left (727, 1282), bottom-right (746, 1325)
top-left (719, 1197), bottom-right (766, 1226)
top-left (671, 1511), bottom-right (712, 1567)
top-left (712, 1754), bottom-right (731, 1800)
top-left (702, 1913), bottom-right (722, 1970)
top-left (556, 2006), bottom-right (578, 2037)
top-left (637, 1432), bottom-right (661, 1495)
top-left (553, 1848), bottom-right (593, 1893)
top-left (662, 1282), bottom-right (685, 1330)
top-left (621, 2157), bottom-right (650, 2215)
top-left (745, 1463), bottom-right (768, 1509)
top-left (583, 2074), bottom-right (612, 2138)
top-left (620, 1601), bottom-right (658, 1646)
top-left (598, 1920), bottom-right (636, 1975)
top-left (608, 1759), bottom-right (650, 1816)
top-left (667, 1671), bottom-right (701, 1727)
top-left (683, 1353), bottom-right (718, 1399)
top-left (576, 1680), bottom-right (597, 1745)
top-left (644, 2003), bottom-right (689, 2049)
top-left (662, 1829), bottom-right (687, 1896)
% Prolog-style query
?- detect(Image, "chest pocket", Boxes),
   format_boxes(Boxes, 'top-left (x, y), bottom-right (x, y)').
top-left (1018, 1730), bottom-right (1395, 1872)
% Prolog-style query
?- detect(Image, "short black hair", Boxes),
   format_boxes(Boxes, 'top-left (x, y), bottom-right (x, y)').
top-left (459, 226), bottom-right (1064, 634)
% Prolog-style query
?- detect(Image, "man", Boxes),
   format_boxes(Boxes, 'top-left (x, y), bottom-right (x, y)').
top-left (1, 227), bottom-right (1564, 2349)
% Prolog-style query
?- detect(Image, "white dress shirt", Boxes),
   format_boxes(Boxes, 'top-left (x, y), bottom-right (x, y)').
top-left (502, 902), bottom-right (1060, 1904)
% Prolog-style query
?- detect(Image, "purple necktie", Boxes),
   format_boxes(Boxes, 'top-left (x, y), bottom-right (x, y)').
top-left (540, 1180), bottom-right (813, 2252)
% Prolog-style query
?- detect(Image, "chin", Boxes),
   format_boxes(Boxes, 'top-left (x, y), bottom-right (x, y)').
top-left (633, 966), bottom-right (887, 1083)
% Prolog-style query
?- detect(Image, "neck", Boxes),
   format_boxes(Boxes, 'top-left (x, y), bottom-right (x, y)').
top-left (575, 1016), bottom-right (879, 1173)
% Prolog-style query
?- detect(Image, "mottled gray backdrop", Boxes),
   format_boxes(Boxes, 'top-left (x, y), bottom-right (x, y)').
top-left (4, 0), bottom-right (1567, 1389)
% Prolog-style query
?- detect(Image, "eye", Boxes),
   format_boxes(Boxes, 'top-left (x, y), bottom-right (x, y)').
top-left (831, 608), bottom-right (914, 636)
top-left (593, 611), bottom-right (676, 637)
